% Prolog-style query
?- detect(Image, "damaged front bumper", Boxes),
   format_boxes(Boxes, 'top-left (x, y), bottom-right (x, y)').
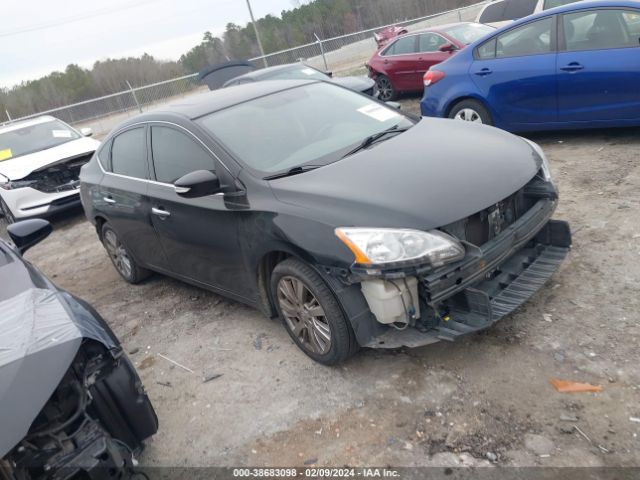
top-left (325, 198), bottom-right (571, 349)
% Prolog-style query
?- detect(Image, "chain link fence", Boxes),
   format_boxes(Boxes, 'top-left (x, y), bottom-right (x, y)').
top-left (250, 1), bottom-right (487, 73)
top-left (3, 1), bottom-right (487, 138)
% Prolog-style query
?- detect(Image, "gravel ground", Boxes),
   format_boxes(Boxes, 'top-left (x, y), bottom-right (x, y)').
top-left (10, 98), bottom-right (640, 468)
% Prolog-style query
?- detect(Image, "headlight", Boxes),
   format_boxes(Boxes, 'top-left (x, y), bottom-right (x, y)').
top-left (523, 138), bottom-right (552, 182)
top-left (335, 228), bottom-right (465, 267)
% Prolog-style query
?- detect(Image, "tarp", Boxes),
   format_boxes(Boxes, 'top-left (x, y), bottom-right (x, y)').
top-left (0, 287), bottom-right (115, 457)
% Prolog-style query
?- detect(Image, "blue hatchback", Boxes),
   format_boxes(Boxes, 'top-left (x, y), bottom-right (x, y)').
top-left (420, 0), bottom-right (640, 132)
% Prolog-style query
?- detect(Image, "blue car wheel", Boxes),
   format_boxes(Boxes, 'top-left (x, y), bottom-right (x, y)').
top-left (449, 99), bottom-right (493, 126)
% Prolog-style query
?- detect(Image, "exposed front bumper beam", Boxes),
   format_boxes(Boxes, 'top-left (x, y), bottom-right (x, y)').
top-left (361, 219), bottom-right (570, 348)
top-left (349, 197), bottom-right (571, 349)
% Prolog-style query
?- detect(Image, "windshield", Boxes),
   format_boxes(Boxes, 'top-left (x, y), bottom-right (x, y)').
top-left (543, 0), bottom-right (580, 9)
top-left (0, 118), bottom-right (80, 161)
top-left (443, 23), bottom-right (495, 44)
top-left (261, 65), bottom-right (329, 81)
top-left (197, 82), bottom-right (413, 175)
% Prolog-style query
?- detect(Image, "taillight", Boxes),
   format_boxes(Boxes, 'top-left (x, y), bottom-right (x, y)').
top-left (424, 70), bottom-right (445, 87)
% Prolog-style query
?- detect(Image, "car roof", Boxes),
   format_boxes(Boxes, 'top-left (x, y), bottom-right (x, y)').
top-left (500, 0), bottom-right (637, 29)
top-left (412, 21), bottom-right (479, 34)
top-left (115, 79), bottom-right (318, 128)
top-left (0, 115), bottom-right (58, 134)
top-left (238, 63), bottom-right (313, 79)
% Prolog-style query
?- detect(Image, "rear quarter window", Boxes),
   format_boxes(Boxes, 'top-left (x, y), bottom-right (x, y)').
top-left (96, 140), bottom-right (112, 172)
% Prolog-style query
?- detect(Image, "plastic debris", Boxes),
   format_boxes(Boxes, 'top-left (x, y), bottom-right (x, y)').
top-left (157, 353), bottom-right (194, 373)
top-left (630, 417), bottom-right (640, 423)
top-left (203, 373), bottom-right (223, 383)
top-left (550, 379), bottom-right (603, 393)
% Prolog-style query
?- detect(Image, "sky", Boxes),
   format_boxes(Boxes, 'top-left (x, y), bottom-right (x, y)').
top-left (1, 0), bottom-right (297, 88)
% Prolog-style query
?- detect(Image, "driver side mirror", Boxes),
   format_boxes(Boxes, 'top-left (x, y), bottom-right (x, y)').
top-left (324, 71), bottom-right (334, 78)
top-left (80, 127), bottom-right (93, 137)
top-left (174, 170), bottom-right (222, 198)
top-left (7, 219), bottom-right (52, 254)
top-left (439, 42), bottom-right (458, 53)
top-left (385, 101), bottom-right (402, 110)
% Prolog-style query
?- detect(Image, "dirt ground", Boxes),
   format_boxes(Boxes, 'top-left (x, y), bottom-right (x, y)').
top-left (11, 97), bottom-right (640, 468)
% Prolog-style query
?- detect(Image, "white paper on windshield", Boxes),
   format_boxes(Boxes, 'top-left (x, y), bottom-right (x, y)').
top-left (357, 104), bottom-right (401, 122)
top-left (301, 68), bottom-right (316, 75)
top-left (52, 130), bottom-right (72, 138)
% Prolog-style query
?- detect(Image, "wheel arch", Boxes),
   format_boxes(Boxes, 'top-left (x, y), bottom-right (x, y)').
top-left (94, 215), bottom-right (108, 241)
top-left (444, 94), bottom-right (492, 118)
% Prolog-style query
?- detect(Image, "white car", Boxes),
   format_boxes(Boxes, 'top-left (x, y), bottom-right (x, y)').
top-left (0, 116), bottom-right (100, 223)
top-left (476, 0), bottom-right (583, 27)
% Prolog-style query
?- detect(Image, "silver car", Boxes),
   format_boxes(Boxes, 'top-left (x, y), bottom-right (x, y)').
top-left (0, 116), bottom-right (99, 223)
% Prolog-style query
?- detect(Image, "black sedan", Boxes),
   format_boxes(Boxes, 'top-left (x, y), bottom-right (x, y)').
top-left (0, 220), bottom-right (157, 477)
top-left (80, 80), bottom-right (571, 365)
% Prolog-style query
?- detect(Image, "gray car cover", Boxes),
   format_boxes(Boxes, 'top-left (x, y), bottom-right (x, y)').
top-left (0, 287), bottom-right (114, 457)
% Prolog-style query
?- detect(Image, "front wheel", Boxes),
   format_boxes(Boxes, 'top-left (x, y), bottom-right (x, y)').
top-left (449, 99), bottom-right (492, 125)
top-left (271, 258), bottom-right (357, 365)
top-left (101, 223), bottom-right (151, 284)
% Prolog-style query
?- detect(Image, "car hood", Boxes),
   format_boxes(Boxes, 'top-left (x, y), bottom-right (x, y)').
top-left (0, 137), bottom-right (100, 181)
top-left (270, 118), bottom-right (540, 230)
top-left (332, 75), bottom-right (376, 93)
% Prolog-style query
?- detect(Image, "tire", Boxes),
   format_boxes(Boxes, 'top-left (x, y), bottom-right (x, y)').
top-left (448, 99), bottom-right (493, 125)
top-left (375, 74), bottom-right (398, 101)
top-left (101, 223), bottom-right (151, 284)
top-left (0, 196), bottom-right (16, 225)
top-left (271, 258), bottom-right (358, 365)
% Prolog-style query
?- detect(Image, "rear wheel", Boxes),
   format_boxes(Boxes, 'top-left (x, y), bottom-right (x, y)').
top-left (449, 99), bottom-right (492, 125)
top-left (375, 75), bottom-right (397, 101)
top-left (101, 223), bottom-right (151, 284)
top-left (271, 258), bottom-right (357, 365)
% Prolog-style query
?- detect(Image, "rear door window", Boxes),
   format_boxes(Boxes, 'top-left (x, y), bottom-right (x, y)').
top-left (150, 126), bottom-right (215, 184)
top-left (496, 17), bottom-right (554, 57)
top-left (382, 35), bottom-right (418, 56)
top-left (563, 9), bottom-right (640, 51)
top-left (111, 128), bottom-right (148, 179)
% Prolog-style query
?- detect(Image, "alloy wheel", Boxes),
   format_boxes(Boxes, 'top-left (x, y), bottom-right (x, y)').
top-left (454, 108), bottom-right (483, 123)
top-left (103, 229), bottom-right (133, 279)
top-left (376, 77), bottom-right (394, 102)
top-left (277, 276), bottom-right (332, 355)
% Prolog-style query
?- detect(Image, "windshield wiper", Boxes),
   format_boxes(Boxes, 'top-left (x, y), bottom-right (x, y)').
top-left (264, 165), bottom-right (322, 180)
top-left (342, 125), bottom-right (411, 159)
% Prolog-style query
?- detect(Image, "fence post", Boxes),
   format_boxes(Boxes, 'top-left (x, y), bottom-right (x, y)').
top-left (458, 9), bottom-right (462, 21)
top-left (4, 110), bottom-right (11, 122)
top-left (126, 80), bottom-right (143, 113)
top-left (314, 33), bottom-right (329, 71)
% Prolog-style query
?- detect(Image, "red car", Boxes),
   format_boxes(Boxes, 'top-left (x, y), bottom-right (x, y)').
top-left (367, 22), bottom-right (494, 101)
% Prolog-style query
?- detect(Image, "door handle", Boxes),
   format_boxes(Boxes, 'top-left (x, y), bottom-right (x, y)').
top-left (103, 196), bottom-right (116, 204)
top-left (474, 68), bottom-right (493, 76)
top-left (151, 207), bottom-right (170, 218)
top-left (560, 62), bottom-right (584, 72)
